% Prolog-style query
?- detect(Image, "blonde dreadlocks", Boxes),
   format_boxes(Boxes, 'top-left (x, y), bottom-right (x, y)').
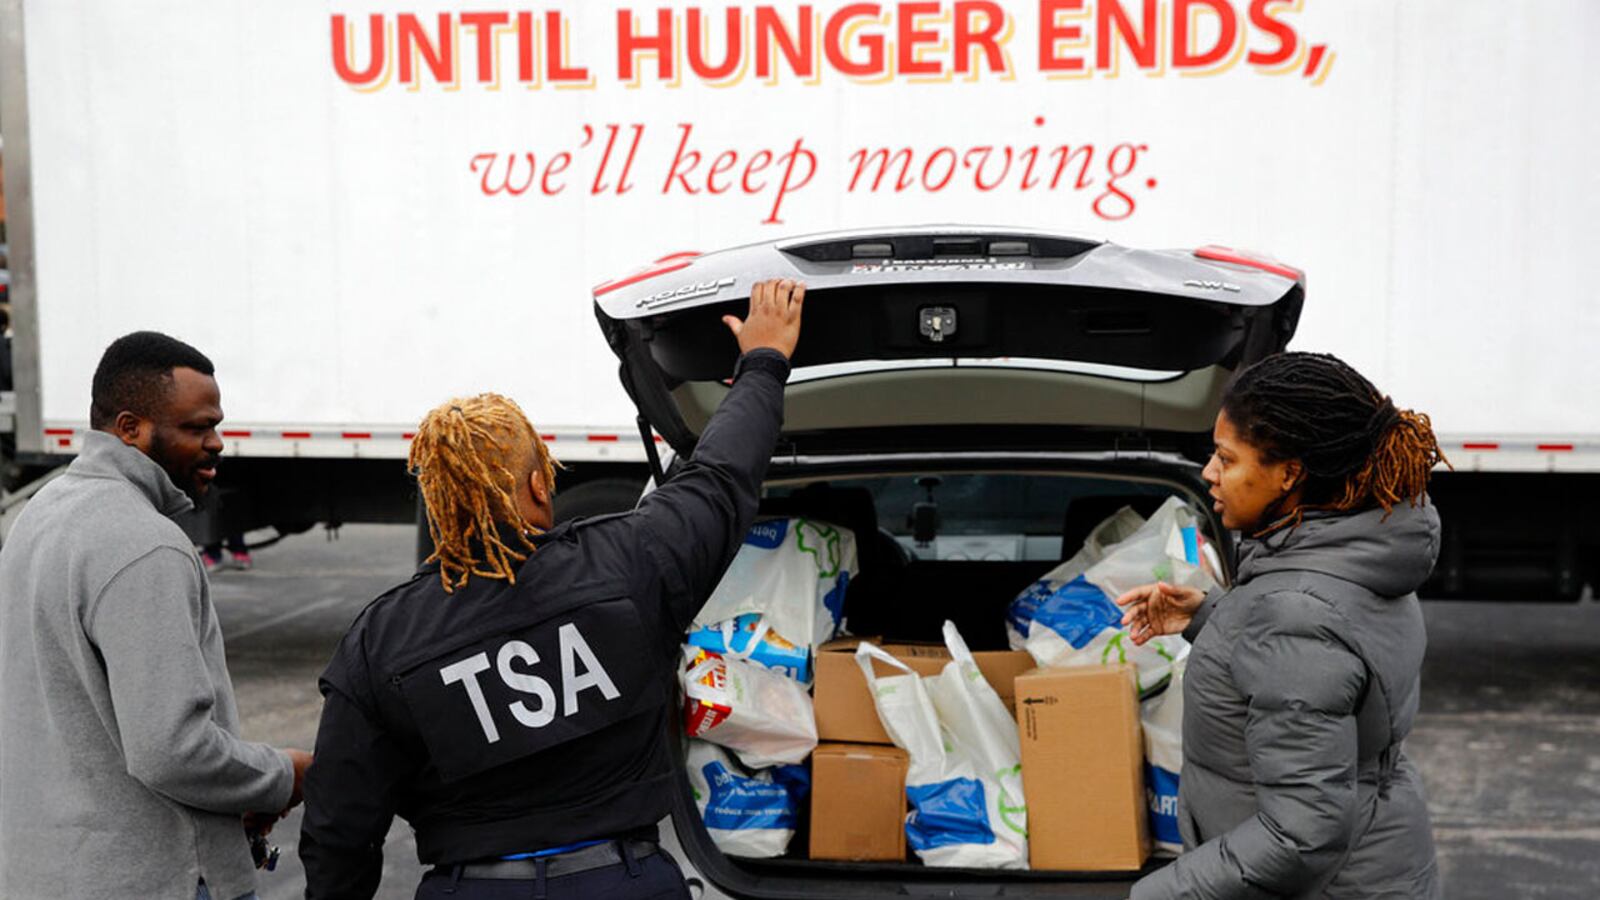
top-left (1222, 352), bottom-right (1450, 535)
top-left (409, 393), bottom-right (562, 592)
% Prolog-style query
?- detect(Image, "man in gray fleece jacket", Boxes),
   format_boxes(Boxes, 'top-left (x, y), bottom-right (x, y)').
top-left (0, 332), bottom-right (311, 900)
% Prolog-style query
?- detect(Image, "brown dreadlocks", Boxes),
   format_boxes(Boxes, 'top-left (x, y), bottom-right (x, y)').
top-left (1222, 352), bottom-right (1450, 533)
top-left (409, 393), bottom-right (562, 592)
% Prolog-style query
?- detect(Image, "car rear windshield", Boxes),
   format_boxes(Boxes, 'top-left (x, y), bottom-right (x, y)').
top-left (765, 471), bottom-right (1198, 562)
top-left (756, 469), bottom-right (1213, 649)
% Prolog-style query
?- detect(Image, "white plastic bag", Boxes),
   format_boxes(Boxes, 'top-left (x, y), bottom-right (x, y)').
top-left (695, 518), bottom-right (859, 650)
top-left (855, 630), bottom-right (1028, 869)
top-left (924, 622), bottom-right (1028, 860)
top-left (1083, 496), bottom-right (1213, 599)
top-left (686, 740), bottom-right (810, 858)
top-left (1020, 579), bottom-right (1191, 694)
top-left (1015, 497), bottom-right (1212, 693)
top-left (1141, 657), bottom-right (1186, 855)
top-left (1006, 505), bottom-right (1145, 649)
top-left (681, 646), bottom-right (817, 768)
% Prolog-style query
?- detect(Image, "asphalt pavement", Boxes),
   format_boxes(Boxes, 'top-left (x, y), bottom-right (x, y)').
top-left (216, 524), bottom-right (1600, 900)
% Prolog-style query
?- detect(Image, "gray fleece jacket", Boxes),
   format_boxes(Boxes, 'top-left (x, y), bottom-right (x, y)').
top-left (1133, 502), bottom-right (1442, 899)
top-left (0, 431), bottom-right (293, 900)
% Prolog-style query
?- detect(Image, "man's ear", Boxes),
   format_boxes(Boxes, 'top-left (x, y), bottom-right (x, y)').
top-left (110, 411), bottom-right (151, 449)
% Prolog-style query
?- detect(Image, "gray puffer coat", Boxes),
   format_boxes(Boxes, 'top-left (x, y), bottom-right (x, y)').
top-left (1132, 502), bottom-right (1443, 899)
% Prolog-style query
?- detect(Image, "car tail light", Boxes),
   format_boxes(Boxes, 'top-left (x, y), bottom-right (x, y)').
top-left (593, 252), bottom-right (701, 297)
top-left (1194, 245), bottom-right (1303, 281)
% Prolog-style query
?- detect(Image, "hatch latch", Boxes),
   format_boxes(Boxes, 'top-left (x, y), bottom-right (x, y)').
top-left (919, 307), bottom-right (958, 343)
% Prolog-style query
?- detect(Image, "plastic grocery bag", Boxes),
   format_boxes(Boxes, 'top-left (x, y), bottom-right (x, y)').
top-left (682, 646), bottom-right (817, 768)
top-left (1020, 575), bottom-right (1190, 694)
top-left (1141, 656), bottom-right (1186, 855)
top-left (687, 740), bottom-right (811, 858)
top-left (855, 631), bottom-right (1028, 869)
top-left (1013, 497), bottom-right (1212, 693)
top-left (686, 613), bottom-right (812, 684)
top-left (1083, 496), bottom-right (1213, 599)
top-left (1006, 505), bottom-right (1145, 649)
top-left (924, 622), bottom-right (1028, 859)
top-left (694, 518), bottom-right (859, 651)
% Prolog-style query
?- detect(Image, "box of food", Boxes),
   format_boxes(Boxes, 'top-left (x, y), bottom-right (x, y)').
top-left (809, 742), bottom-right (909, 861)
top-left (1015, 664), bottom-right (1150, 872)
top-left (812, 638), bottom-right (1034, 744)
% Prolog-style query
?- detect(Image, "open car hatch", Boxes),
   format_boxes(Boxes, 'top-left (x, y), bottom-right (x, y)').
top-left (594, 227), bottom-right (1304, 460)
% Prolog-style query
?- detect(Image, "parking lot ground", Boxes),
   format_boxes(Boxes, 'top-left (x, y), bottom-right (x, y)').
top-left (218, 524), bottom-right (1600, 900)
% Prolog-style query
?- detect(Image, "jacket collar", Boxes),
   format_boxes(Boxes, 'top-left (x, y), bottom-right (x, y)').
top-left (417, 520), bottom-right (551, 578)
top-left (1235, 500), bottom-right (1441, 597)
top-left (73, 430), bottom-right (195, 520)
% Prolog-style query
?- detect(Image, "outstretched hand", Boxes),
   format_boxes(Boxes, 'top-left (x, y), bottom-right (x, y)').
top-left (1114, 581), bottom-right (1206, 646)
top-left (723, 278), bottom-right (805, 360)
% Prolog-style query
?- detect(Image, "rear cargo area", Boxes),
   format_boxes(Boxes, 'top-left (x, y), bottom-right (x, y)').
top-left (671, 467), bottom-right (1223, 895)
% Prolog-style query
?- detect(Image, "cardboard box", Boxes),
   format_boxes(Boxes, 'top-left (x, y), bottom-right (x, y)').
top-left (813, 638), bottom-right (1035, 744)
top-left (810, 743), bottom-right (909, 861)
top-left (1015, 664), bottom-right (1150, 872)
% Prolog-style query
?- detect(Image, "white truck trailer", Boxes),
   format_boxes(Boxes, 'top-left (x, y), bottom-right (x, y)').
top-left (2, 0), bottom-right (1595, 597)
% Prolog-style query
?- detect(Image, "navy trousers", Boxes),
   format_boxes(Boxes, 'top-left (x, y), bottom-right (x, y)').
top-left (414, 848), bottom-right (691, 900)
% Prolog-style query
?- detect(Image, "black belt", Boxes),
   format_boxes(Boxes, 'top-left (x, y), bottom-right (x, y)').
top-left (454, 840), bottom-right (659, 880)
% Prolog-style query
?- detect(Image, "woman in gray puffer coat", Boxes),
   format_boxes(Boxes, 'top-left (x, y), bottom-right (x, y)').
top-left (1120, 352), bottom-right (1446, 899)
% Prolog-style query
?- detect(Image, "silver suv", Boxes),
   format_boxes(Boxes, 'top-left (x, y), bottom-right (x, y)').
top-left (594, 226), bottom-right (1305, 898)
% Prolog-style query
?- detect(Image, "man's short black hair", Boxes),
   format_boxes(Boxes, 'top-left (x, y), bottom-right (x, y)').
top-left (90, 331), bottom-right (215, 430)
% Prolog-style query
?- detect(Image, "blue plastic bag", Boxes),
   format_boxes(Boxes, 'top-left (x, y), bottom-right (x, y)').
top-left (688, 741), bottom-right (811, 858)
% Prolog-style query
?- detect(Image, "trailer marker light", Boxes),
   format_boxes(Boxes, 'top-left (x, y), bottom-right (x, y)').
top-left (1538, 443), bottom-right (1575, 452)
top-left (282, 431), bottom-right (313, 440)
top-left (44, 428), bottom-right (74, 436)
top-left (222, 430), bottom-right (253, 439)
top-left (587, 434), bottom-right (620, 443)
top-left (1461, 442), bottom-right (1499, 451)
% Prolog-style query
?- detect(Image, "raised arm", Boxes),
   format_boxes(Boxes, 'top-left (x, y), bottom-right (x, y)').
top-left (632, 278), bottom-right (804, 631)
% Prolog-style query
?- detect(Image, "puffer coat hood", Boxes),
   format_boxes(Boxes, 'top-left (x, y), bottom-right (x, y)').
top-left (1132, 500), bottom-right (1443, 900)
top-left (1238, 501), bottom-right (1442, 598)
